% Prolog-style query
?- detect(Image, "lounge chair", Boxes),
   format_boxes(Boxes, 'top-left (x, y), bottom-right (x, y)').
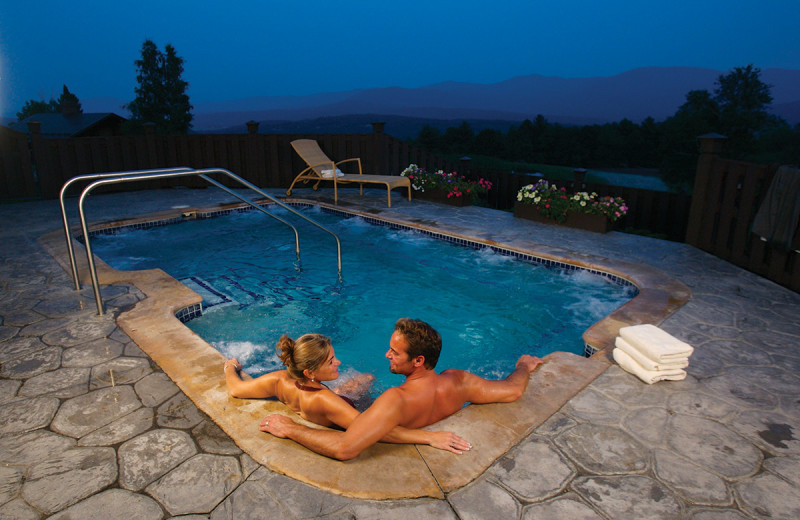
top-left (287, 139), bottom-right (411, 207)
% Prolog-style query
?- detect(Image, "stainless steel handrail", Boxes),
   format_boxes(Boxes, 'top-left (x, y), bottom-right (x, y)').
top-left (75, 167), bottom-right (342, 314)
top-left (195, 169), bottom-right (343, 272)
top-left (186, 175), bottom-right (302, 262)
top-left (59, 167), bottom-right (195, 290)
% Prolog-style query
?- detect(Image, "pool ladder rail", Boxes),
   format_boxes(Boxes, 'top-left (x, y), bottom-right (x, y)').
top-left (59, 167), bottom-right (343, 315)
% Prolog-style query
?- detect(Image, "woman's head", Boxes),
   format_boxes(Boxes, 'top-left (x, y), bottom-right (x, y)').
top-left (277, 333), bottom-right (339, 382)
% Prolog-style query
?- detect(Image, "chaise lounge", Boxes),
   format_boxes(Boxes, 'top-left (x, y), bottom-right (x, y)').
top-left (287, 139), bottom-right (412, 207)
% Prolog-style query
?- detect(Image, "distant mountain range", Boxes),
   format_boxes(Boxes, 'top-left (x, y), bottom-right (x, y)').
top-left (81, 66), bottom-right (800, 139)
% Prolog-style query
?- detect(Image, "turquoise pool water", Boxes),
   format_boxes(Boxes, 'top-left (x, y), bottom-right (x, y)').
top-left (91, 204), bottom-right (635, 396)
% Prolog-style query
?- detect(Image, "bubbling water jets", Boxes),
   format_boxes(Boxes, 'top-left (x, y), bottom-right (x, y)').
top-left (213, 340), bottom-right (282, 375)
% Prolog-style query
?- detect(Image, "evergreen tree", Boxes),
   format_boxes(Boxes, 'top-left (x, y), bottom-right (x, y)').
top-left (57, 85), bottom-right (82, 115)
top-left (126, 39), bottom-right (193, 134)
top-left (713, 64), bottom-right (774, 156)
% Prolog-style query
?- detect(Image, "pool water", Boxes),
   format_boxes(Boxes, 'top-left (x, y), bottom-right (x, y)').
top-left (91, 205), bottom-right (635, 396)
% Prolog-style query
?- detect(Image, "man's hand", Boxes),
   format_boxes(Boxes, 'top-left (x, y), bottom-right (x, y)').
top-left (426, 431), bottom-right (472, 454)
top-left (260, 414), bottom-right (294, 438)
top-left (517, 355), bottom-right (544, 373)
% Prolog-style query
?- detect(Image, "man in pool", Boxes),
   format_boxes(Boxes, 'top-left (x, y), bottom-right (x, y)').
top-left (260, 318), bottom-right (544, 460)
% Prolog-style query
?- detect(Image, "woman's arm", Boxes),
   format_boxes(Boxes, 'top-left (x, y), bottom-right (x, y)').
top-left (224, 358), bottom-right (280, 399)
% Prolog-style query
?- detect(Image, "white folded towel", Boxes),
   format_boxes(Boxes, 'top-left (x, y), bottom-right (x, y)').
top-left (619, 324), bottom-right (693, 362)
top-left (613, 348), bottom-right (687, 384)
top-left (320, 168), bottom-right (344, 178)
top-left (615, 337), bottom-right (689, 371)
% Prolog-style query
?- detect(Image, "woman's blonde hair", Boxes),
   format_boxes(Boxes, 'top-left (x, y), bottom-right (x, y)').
top-left (277, 333), bottom-right (332, 380)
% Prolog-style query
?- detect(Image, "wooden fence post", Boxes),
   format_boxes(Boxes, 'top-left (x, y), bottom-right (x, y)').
top-left (685, 133), bottom-right (726, 245)
top-left (27, 122), bottom-right (59, 199)
top-left (371, 122), bottom-right (388, 174)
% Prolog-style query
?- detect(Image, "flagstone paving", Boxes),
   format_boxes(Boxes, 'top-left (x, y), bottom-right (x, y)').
top-left (1, 187), bottom-right (799, 518)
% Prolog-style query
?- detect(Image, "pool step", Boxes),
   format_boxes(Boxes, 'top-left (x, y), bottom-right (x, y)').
top-left (179, 277), bottom-right (237, 310)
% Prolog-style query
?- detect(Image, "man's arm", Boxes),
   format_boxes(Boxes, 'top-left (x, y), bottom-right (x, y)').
top-left (381, 426), bottom-right (471, 454)
top-left (460, 355), bottom-right (543, 404)
top-left (315, 392), bottom-right (470, 454)
top-left (261, 389), bottom-right (407, 460)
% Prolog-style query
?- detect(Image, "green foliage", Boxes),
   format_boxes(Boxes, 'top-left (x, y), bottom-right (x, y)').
top-left (714, 64), bottom-right (774, 156)
top-left (126, 39), bottom-right (193, 134)
top-left (16, 85), bottom-right (81, 120)
top-left (411, 64), bottom-right (796, 195)
top-left (17, 99), bottom-right (58, 120)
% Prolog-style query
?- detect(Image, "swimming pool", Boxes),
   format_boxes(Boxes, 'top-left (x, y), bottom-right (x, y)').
top-left (90, 203), bottom-right (635, 395)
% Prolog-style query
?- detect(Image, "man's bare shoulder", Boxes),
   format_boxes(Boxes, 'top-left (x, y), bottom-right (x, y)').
top-left (439, 368), bottom-right (480, 383)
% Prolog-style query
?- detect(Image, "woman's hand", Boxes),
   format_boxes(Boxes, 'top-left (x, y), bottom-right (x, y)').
top-left (427, 431), bottom-right (472, 454)
top-left (223, 358), bottom-right (242, 372)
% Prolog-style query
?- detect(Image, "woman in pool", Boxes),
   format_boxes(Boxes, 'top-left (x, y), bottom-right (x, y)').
top-left (223, 333), bottom-right (470, 454)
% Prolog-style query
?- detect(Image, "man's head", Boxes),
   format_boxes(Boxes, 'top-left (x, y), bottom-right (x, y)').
top-left (390, 318), bottom-right (441, 371)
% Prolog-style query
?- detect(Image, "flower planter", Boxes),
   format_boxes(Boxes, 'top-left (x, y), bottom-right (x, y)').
top-left (414, 189), bottom-right (472, 207)
top-left (514, 203), bottom-right (611, 233)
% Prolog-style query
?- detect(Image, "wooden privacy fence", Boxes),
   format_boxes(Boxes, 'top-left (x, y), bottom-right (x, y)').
top-left (686, 135), bottom-right (799, 292)
top-left (0, 122), bottom-right (457, 200)
top-left (0, 126), bottom-right (36, 198)
top-left (1, 121), bottom-right (690, 240)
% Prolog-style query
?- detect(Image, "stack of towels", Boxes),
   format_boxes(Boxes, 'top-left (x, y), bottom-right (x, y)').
top-left (612, 324), bottom-right (693, 384)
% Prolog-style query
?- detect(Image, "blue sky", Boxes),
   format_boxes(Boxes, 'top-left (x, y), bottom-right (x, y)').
top-left (1, 1), bottom-right (798, 118)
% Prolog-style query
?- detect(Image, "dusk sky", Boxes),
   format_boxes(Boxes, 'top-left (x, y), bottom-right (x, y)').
top-left (1, 1), bottom-right (799, 118)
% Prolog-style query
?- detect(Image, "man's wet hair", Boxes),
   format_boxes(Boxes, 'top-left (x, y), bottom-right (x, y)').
top-left (394, 318), bottom-right (441, 369)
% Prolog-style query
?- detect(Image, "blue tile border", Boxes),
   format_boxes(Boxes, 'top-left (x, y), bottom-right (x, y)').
top-left (317, 205), bottom-right (636, 290)
top-left (87, 216), bottom-right (184, 237)
top-left (87, 199), bottom-right (637, 355)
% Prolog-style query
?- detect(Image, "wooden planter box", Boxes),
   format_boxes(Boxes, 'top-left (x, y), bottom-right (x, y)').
top-left (513, 203), bottom-right (611, 233)
top-left (414, 189), bottom-right (472, 207)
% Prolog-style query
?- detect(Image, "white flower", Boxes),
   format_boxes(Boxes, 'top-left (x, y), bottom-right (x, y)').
top-left (517, 193), bottom-right (522, 201)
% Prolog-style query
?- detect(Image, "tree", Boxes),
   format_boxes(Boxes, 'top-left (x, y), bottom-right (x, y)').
top-left (441, 121), bottom-right (475, 155)
top-left (415, 124), bottom-right (442, 151)
top-left (57, 85), bottom-right (82, 115)
top-left (16, 85), bottom-right (81, 120)
top-left (713, 64), bottom-right (774, 156)
top-left (473, 128), bottom-right (506, 157)
top-left (126, 39), bottom-right (193, 134)
top-left (658, 89), bottom-right (720, 191)
top-left (17, 99), bottom-right (58, 121)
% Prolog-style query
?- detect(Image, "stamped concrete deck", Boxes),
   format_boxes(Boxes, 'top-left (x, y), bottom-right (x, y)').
top-left (2, 187), bottom-right (799, 518)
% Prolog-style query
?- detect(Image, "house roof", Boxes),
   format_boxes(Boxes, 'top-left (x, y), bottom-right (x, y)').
top-left (9, 112), bottom-right (126, 137)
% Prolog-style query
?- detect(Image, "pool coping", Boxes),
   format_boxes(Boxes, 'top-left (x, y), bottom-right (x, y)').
top-left (39, 198), bottom-right (691, 500)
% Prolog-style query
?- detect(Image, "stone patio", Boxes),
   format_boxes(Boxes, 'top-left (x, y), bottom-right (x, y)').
top-left (1, 187), bottom-right (799, 519)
